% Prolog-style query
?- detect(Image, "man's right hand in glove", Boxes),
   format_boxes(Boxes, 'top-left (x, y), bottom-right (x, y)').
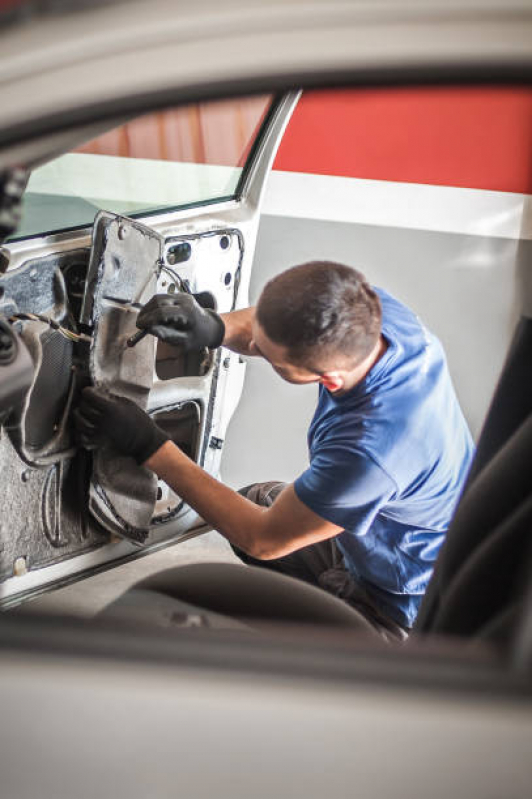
top-left (136, 293), bottom-right (225, 352)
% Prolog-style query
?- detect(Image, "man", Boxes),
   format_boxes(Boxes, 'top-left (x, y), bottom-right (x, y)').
top-left (76, 261), bottom-right (474, 639)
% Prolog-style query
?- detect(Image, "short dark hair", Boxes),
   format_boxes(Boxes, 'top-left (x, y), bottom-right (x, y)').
top-left (256, 261), bottom-right (381, 371)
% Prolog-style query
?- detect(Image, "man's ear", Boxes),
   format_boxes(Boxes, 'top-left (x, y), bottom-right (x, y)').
top-left (319, 372), bottom-right (344, 392)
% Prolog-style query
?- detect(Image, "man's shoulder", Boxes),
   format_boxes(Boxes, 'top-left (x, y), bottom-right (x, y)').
top-left (373, 287), bottom-right (446, 384)
top-left (311, 387), bottom-right (389, 465)
top-left (375, 287), bottom-right (428, 341)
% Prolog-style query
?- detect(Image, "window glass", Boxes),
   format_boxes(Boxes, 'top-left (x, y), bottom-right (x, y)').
top-left (11, 94), bottom-right (273, 240)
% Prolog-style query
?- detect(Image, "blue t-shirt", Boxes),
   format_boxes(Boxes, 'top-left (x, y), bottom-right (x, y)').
top-left (294, 288), bottom-right (474, 628)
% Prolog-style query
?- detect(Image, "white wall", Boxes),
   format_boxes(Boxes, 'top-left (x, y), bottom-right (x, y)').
top-left (222, 172), bottom-right (530, 490)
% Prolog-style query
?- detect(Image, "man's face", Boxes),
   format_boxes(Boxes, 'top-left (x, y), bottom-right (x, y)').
top-left (250, 319), bottom-right (320, 385)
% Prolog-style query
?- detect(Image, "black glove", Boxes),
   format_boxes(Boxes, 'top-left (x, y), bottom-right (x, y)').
top-left (74, 387), bottom-right (169, 465)
top-left (136, 292), bottom-right (225, 351)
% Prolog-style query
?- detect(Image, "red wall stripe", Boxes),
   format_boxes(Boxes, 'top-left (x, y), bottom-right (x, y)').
top-left (0, 0), bottom-right (25, 11)
top-left (273, 88), bottom-right (532, 195)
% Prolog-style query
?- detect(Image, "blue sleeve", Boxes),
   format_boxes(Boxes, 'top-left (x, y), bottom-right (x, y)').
top-left (294, 443), bottom-right (397, 535)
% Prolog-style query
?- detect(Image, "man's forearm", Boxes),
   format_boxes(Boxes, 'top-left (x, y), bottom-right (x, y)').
top-left (145, 440), bottom-right (271, 557)
top-left (144, 441), bottom-right (342, 559)
top-left (219, 307), bottom-right (256, 356)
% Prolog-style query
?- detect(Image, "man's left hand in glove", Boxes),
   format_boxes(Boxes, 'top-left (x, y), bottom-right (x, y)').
top-left (74, 387), bottom-right (169, 465)
top-left (74, 391), bottom-right (344, 568)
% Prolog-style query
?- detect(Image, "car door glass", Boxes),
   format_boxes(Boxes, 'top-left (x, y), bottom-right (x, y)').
top-left (9, 94), bottom-right (273, 241)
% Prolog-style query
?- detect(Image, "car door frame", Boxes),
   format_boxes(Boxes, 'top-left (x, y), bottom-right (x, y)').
top-left (0, 91), bottom-right (300, 608)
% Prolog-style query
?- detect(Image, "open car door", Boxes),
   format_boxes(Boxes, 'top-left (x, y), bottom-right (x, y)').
top-left (0, 92), bottom-right (299, 606)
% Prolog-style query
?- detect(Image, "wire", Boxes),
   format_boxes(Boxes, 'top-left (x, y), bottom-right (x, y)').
top-left (10, 264), bottom-right (184, 343)
top-left (9, 313), bottom-right (92, 344)
top-left (160, 264), bottom-right (191, 294)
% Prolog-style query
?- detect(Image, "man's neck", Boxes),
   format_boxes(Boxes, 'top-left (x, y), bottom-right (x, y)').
top-left (336, 335), bottom-right (388, 395)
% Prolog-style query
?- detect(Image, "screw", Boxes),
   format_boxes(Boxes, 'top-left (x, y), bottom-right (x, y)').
top-left (223, 357), bottom-right (231, 369)
top-left (20, 470), bottom-right (30, 483)
top-left (13, 557), bottom-right (27, 577)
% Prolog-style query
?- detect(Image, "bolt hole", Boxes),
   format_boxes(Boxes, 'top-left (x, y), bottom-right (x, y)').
top-left (0, 286), bottom-right (4, 300)
top-left (167, 242), bottom-right (191, 264)
top-left (224, 272), bottom-right (232, 286)
top-left (157, 487), bottom-right (163, 501)
top-left (220, 236), bottom-right (230, 250)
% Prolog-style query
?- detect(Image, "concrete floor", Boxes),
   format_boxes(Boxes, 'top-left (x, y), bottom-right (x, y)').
top-left (21, 530), bottom-right (239, 618)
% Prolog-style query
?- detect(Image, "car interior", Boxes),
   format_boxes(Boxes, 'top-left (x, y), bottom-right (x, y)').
top-left (0, 85), bottom-right (530, 669)
top-left (0, 1), bottom-right (530, 791)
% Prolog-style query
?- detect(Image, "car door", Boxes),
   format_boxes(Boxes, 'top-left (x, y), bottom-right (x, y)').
top-left (0, 91), bottom-right (299, 606)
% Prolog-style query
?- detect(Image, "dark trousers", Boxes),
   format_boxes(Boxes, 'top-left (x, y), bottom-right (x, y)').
top-left (234, 482), bottom-right (409, 642)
